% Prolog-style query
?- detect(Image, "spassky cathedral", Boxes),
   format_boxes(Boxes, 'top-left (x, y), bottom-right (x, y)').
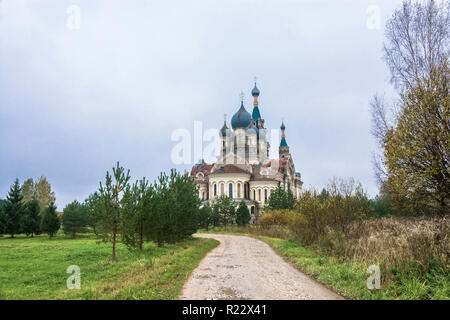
top-left (190, 80), bottom-right (302, 222)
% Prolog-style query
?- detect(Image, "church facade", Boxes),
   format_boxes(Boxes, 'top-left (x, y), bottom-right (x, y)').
top-left (190, 81), bottom-right (302, 222)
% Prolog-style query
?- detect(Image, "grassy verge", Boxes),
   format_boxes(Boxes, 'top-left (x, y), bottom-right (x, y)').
top-left (199, 228), bottom-right (449, 300)
top-left (0, 233), bottom-right (219, 299)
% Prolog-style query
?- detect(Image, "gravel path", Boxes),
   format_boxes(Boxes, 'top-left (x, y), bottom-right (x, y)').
top-left (180, 234), bottom-right (343, 300)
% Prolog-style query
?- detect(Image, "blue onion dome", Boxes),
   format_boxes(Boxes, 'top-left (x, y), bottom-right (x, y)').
top-left (231, 102), bottom-right (252, 129)
top-left (280, 121), bottom-right (286, 130)
top-left (251, 83), bottom-right (260, 96)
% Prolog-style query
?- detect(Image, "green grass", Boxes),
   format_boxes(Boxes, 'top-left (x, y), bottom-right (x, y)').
top-left (0, 233), bottom-right (219, 300)
top-left (199, 228), bottom-right (449, 300)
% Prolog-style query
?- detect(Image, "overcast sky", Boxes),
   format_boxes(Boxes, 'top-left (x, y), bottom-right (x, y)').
top-left (0, 0), bottom-right (403, 209)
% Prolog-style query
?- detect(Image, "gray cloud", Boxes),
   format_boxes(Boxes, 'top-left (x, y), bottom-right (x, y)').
top-left (0, 0), bottom-right (402, 209)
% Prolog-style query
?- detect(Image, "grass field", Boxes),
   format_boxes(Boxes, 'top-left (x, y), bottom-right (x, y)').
top-left (199, 228), bottom-right (449, 300)
top-left (0, 233), bottom-right (219, 300)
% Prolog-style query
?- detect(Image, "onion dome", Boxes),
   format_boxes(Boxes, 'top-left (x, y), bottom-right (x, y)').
top-left (251, 83), bottom-right (260, 96)
top-left (280, 121), bottom-right (288, 147)
top-left (231, 101), bottom-right (252, 129)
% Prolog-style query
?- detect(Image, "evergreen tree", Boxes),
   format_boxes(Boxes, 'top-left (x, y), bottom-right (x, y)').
top-left (236, 201), bottom-right (251, 225)
top-left (264, 187), bottom-right (296, 212)
top-left (0, 200), bottom-right (5, 235)
top-left (20, 200), bottom-right (41, 237)
top-left (40, 202), bottom-right (60, 237)
top-left (61, 200), bottom-right (89, 238)
top-left (214, 195), bottom-right (236, 228)
top-left (198, 203), bottom-right (214, 230)
top-left (122, 178), bottom-right (153, 250)
top-left (88, 162), bottom-right (130, 260)
top-left (4, 179), bottom-right (24, 237)
top-left (145, 170), bottom-right (201, 247)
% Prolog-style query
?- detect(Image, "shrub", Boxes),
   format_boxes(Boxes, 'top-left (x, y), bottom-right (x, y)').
top-left (257, 209), bottom-right (289, 228)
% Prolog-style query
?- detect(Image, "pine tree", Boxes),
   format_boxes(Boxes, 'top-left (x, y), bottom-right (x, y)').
top-left (61, 200), bottom-right (89, 238)
top-left (88, 162), bottom-right (130, 260)
top-left (40, 202), bottom-right (60, 237)
top-left (198, 203), bottom-right (214, 230)
top-left (214, 195), bottom-right (236, 228)
top-left (4, 179), bottom-right (24, 238)
top-left (144, 170), bottom-right (201, 247)
top-left (122, 178), bottom-right (153, 250)
top-left (0, 200), bottom-right (6, 235)
top-left (264, 187), bottom-right (296, 212)
top-left (236, 201), bottom-right (251, 225)
top-left (20, 200), bottom-right (41, 237)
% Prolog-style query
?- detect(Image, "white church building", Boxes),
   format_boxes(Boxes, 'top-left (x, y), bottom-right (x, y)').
top-left (190, 81), bottom-right (302, 222)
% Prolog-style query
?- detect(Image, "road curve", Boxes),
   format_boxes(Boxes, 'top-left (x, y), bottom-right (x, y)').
top-left (180, 234), bottom-right (343, 300)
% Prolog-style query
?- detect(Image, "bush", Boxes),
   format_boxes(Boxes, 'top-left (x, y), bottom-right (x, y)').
top-left (257, 209), bottom-right (289, 228)
top-left (283, 178), bottom-right (371, 245)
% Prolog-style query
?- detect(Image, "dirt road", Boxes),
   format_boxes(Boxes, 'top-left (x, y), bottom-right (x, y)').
top-left (180, 234), bottom-right (343, 300)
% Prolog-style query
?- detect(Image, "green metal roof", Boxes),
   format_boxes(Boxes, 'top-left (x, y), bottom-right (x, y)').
top-left (252, 106), bottom-right (261, 120)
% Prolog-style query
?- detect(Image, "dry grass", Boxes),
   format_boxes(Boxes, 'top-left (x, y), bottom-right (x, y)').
top-left (206, 215), bottom-right (449, 299)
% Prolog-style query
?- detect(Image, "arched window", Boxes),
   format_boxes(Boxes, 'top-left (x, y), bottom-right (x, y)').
top-left (258, 189), bottom-right (261, 201)
top-left (237, 183), bottom-right (241, 198)
top-left (214, 184), bottom-right (217, 196)
top-left (229, 183), bottom-right (233, 198)
top-left (253, 189), bottom-right (255, 200)
top-left (264, 189), bottom-right (268, 201)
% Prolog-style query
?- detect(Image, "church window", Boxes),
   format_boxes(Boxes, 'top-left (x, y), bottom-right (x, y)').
top-left (264, 189), bottom-right (268, 201)
top-left (214, 184), bottom-right (217, 196)
top-left (253, 189), bottom-right (255, 200)
top-left (258, 189), bottom-right (261, 201)
top-left (229, 183), bottom-right (233, 198)
top-left (237, 184), bottom-right (241, 198)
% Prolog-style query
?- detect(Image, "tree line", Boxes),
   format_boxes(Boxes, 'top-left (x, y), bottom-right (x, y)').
top-left (0, 163), bottom-right (254, 261)
top-left (0, 177), bottom-right (60, 238)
